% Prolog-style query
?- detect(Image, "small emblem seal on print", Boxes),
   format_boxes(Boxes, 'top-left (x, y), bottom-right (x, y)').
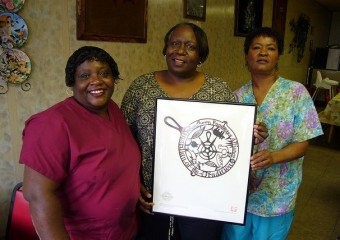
top-left (162, 192), bottom-right (173, 201)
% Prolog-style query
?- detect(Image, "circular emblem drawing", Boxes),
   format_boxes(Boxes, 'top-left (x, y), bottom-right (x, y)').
top-left (164, 116), bottom-right (239, 178)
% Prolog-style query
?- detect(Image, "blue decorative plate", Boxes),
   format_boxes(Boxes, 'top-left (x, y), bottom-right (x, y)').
top-left (0, 12), bottom-right (28, 49)
top-left (0, 0), bottom-right (25, 13)
top-left (0, 48), bottom-right (31, 84)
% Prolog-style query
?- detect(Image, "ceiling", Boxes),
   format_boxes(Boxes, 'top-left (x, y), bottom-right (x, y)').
top-left (315, 0), bottom-right (340, 11)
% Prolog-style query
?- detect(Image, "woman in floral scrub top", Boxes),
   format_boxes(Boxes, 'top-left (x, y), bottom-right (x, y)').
top-left (221, 27), bottom-right (323, 240)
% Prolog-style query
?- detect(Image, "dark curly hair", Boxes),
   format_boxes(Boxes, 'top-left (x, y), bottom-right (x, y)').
top-left (162, 22), bottom-right (209, 63)
top-left (65, 46), bottom-right (120, 87)
top-left (244, 27), bottom-right (284, 55)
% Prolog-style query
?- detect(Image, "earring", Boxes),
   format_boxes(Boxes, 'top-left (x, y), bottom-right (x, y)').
top-left (66, 88), bottom-right (73, 96)
top-left (197, 61), bottom-right (202, 68)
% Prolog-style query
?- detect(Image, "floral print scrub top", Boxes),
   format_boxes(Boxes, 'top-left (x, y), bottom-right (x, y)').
top-left (235, 77), bottom-right (323, 217)
top-left (121, 72), bottom-right (236, 192)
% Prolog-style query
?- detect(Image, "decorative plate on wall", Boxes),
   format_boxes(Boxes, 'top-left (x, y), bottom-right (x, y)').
top-left (0, 48), bottom-right (31, 84)
top-left (0, 12), bottom-right (28, 49)
top-left (0, 0), bottom-right (25, 13)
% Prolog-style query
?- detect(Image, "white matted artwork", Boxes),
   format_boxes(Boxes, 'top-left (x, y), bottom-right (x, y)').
top-left (152, 98), bottom-right (256, 224)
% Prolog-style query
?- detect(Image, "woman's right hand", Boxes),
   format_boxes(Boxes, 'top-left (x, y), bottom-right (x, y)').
top-left (139, 184), bottom-right (154, 214)
top-left (253, 122), bottom-right (268, 144)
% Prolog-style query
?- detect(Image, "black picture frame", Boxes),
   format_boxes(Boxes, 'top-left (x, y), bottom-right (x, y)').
top-left (234, 0), bottom-right (263, 37)
top-left (183, 0), bottom-right (206, 21)
top-left (76, 0), bottom-right (148, 43)
top-left (153, 98), bottom-right (256, 224)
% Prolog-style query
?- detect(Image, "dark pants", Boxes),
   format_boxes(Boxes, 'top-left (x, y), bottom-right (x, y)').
top-left (136, 213), bottom-right (223, 240)
top-left (177, 216), bottom-right (223, 240)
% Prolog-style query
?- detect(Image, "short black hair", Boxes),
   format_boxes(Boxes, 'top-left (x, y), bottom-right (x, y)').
top-left (162, 22), bottom-right (209, 63)
top-left (65, 46), bottom-right (120, 87)
top-left (244, 27), bottom-right (284, 55)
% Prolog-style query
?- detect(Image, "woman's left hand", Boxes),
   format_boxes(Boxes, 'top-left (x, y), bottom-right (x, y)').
top-left (253, 122), bottom-right (268, 144)
top-left (250, 150), bottom-right (274, 170)
top-left (138, 184), bottom-right (154, 215)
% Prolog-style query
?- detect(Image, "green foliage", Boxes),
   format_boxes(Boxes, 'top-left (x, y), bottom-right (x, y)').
top-left (288, 13), bottom-right (311, 62)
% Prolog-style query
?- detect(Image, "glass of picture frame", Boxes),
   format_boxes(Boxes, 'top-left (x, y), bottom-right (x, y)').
top-left (234, 0), bottom-right (263, 37)
top-left (183, 0), bottom-right (206, 21)
top-left (152, 98), bottom-right (256, 224)
top-left (76, 0), bottom-right (148, 43)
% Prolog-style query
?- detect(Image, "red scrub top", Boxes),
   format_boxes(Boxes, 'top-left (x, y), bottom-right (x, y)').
top-left (20, 97), bottom-right (141, 240)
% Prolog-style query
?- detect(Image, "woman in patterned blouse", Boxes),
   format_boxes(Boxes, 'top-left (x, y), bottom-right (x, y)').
top-left (121, 22), bottom-right (267, 240)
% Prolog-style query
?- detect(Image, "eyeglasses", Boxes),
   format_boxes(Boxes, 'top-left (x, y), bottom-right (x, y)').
top-left (167, 41), bottom-right (198, 52)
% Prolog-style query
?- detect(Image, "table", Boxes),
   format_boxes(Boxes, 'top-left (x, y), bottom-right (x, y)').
top-left (318, 93), bottom-right (340, 142)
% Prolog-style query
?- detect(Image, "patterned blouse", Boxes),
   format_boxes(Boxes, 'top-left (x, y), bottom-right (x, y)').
top-left (235, 77), bottom-right (323, 217)
top-left (121, 72), bottom-right (236, 192)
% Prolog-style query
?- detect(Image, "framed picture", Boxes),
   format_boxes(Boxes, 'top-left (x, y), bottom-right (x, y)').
top-left (183, 0), bottom-right (206, 21)
top-left (272, 0), bottom-right (288, 40)
top-left (152, 98), bottom-right (256, 224)
top-left (234, 0), bottom-right (263, 37)
top-left (76, 0), bottom-right (147, 43)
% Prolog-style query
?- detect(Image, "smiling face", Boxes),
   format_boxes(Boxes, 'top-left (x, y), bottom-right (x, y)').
top-left (72, 60), bottom-right (115, 116)
top-left (165, 25), bottom-right (200, 78)
top-left (246, 36), bottom-right (280, 76)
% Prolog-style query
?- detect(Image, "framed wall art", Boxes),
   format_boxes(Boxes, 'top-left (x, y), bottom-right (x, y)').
top-left (234, 0), bottom-right (263, 37)
top-left (272, 0), bottom-right (288, 40)
top-left (152, 98), bottom-right (256, 224)
top-left (183, 0), bottom-right (206, 21)
top-left (76, 0), bottom-right (148, 43)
